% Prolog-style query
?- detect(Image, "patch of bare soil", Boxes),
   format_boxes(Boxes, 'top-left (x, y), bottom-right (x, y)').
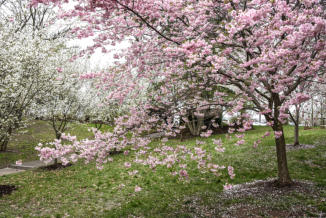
top-left (39, 163), bottom-right (72, 171)
top-left (177, 179), bottom-right (325, 217)
top-left (109, 150), bottom-right (123, 155)
top-left (286, 144), bottom-right (316, 150)
top-left (0, 185), bottom-right (17, 197)
top-left (0, 149), bottom-right (19, 154)
top-left (175, 126), bottom-right (229, 141)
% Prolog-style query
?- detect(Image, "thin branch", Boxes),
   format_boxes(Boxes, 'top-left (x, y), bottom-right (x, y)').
top-left (115, 0), bottom-right (180, 45)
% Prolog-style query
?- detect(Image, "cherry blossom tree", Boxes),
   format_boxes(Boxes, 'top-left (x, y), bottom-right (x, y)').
top-left (33, 0), bottom-right (326, 186)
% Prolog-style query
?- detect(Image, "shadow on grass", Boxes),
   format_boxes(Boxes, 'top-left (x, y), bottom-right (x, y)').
top-left (0, 185), bottom-right (17, 198)
top-left (39, 163), bottom-right (73, 171)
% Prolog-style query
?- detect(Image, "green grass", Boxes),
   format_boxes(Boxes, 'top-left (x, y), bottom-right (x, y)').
top-left (0, 123), bottom-right (325, 217)
top-left (0, 120), bottom-right (103, 168)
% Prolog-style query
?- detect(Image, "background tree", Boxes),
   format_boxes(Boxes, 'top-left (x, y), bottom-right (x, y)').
top-left (0, 24), bottom-right (64, 151)
top-left (0, 0), bottom-right (72, 151)
top-left (81, 67), bottom-right (134, 129)
top-left (288, 82), bottom-right (311, 146)
top-left (0, 0), bottom-right (68, 37)
top-left (300, 81), bottom-right (326, 127)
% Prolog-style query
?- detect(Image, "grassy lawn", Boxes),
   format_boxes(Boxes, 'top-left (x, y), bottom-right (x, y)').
top-left (0, 123), bottom-right (325, 217)
top-left (0, 120), bottom-right (95, 168)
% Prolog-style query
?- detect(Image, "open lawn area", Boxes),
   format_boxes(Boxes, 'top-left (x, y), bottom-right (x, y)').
top-left (0, 121), bottom-right (325, 217)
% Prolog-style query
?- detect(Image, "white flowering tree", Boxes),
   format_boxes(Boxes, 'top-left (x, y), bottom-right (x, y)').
top-left (299, 82), bottom-right (326, 127)
top-left (0, 24), bottom-right (65, 151)
top-left (82, 86), bottom-right (129, 130)
top-left (35, 75), bottom-right (83, 139)
top-left (83, 88), bottom-right (120, 129)
top-left (0, 0), bottom-right (69, 38)
top-left (0, 0), bottom-right (71, 152)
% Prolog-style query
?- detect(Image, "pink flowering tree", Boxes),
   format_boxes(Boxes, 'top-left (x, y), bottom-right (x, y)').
top-left (33, 0), bottom-right (326, 186)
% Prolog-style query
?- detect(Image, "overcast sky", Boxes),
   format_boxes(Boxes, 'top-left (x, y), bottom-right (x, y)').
top-left (67, 37), bottom-right (130, 70)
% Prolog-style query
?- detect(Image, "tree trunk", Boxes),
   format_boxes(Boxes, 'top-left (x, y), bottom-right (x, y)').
top-left (0, 127), bottom-right (12, 152)
top-left (311, 98), bottom-right (314, 127)
top-left (54, 132), bottom-right (61, 165)
top-left (56, 132), bottom-right (61, 140)
top-left (270, 93), bottom-right (292, 186)
top-left (294, 124), bottom-right (299, 146)
top-left (186, 111), bottom-right (204, 136)
top-left (321, 98), bottom-right (324, 126)
top-left (0, 138), bottom-right (9, 152)
top-left (274, 125), bottom-right (292, 186)
top-left (294, 105), bottom-right (300, 146)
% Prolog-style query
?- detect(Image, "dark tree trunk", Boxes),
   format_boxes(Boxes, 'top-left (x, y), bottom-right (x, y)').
top-left (294, 105), bottom-right (300, 146)
top-left (294, 125), bottom-right (299, 146)
top-left (273, 125), bottom-right (292, 186)
top-left (0, 138), bottom-right (9, 152)
top-left (54, 132), bottom-right (62, 165)
top-left (270, 93), bottom-right (292, 186)
top-left (185, 111), bottom-right (204, 136)
top-left (0, 127), bottom-right (12, 152)
top-left (321, 98), bottom-right (324, 126)
top-left (56, 132), bottom-right (61, 140)
top-left (95, 122), bottom-right (102, 130)
top-left (311, 98), bottom-right (314, 127)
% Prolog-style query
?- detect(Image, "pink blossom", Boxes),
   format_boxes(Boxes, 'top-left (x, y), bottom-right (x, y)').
top-left (274, 131), bottom-right (283, 139)
top-left (213, 139), bottom-right (225, 152)
top-left (128, 170), bottom-right (139, 176)
top-left (96, 165), bottom-right (104, 170)
top-left (228, 166), bottom-right (235, 179)
top-left (179, 169), bottom-right (189, 178)
top-left (124, 162), bottom-right (131, 168)
top-left (200, 130), bottom-right (213, 137)
top-left (215, 146), bottom-right (225, 152)
top-left (235, 139), bottom-right (245, 146)
top-left (228, 128), bottom-right (235, 134)
top-left (223, 183), bottom-right (233, 190)
top-left (253, 140), bottom-right (261, 149)
top-left (262, 131), bottom-right (270, 138)
top-left (196, 140), bottom-right (205, 145)
top-left (134, 186), bottom-right (142, 192)
top-left (235, 134), bottom-right (244, 139)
